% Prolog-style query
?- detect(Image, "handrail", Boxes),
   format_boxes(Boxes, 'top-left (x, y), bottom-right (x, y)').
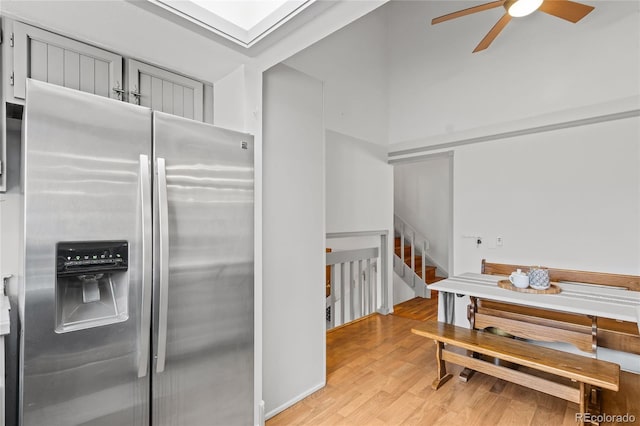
top-left (326, 247), bottom-right (378, 265)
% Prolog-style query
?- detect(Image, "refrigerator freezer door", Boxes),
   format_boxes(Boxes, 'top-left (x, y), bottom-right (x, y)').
top-left (152, 112), bottom-right (254, 425)
top-left (22, 80), bottom-right (152, 425)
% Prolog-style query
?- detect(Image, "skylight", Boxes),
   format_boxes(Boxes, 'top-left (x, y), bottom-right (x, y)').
top-left (190, 0), bottom-right (290, 31)
top-left (151, 0), bottom-right (315, 47)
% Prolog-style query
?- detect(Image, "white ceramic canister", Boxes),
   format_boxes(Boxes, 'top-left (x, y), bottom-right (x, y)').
top-left (529, 267), bottom-right (550, 289)
top-left (509, 269), bottom-right (530, 288)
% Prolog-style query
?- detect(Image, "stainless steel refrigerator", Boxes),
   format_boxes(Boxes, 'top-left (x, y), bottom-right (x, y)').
top-left (20, 80), bottom-right (254, 425)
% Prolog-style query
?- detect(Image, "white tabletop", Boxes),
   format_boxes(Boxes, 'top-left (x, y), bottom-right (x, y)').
top-left (429, 272), bottom-right (640, 332)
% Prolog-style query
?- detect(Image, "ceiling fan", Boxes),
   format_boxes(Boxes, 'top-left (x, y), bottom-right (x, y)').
top-left (432, 0), bottom-right (595, 53)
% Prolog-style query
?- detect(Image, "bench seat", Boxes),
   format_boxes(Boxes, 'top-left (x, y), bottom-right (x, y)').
top-left (412, 321), bottom-right (620, 425)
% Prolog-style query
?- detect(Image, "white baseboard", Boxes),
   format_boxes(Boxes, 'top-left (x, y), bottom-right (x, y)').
top-left (264, 381), bottom-right (326, 420)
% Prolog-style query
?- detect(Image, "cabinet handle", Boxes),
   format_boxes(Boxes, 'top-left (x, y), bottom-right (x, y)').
top-left (112, 81), bottom-right (125, 101)
top-left (130, 84), bottom-right (141, 105)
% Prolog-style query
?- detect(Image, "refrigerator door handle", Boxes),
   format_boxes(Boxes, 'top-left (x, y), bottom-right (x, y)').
top-left (138, 154), bottom-right (152, 378)
top-left (156, 157), bottom-right (169, 373)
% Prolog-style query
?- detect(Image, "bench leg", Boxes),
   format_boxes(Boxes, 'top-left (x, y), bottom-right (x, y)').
top-left (431, 341), bottom-right (453, 390)
top-left (578, 382), bottom-right (585, 425)
top-left (459, 351), bottom-right (478, 382)
top-left (459, 367), bottom-right (476, 382)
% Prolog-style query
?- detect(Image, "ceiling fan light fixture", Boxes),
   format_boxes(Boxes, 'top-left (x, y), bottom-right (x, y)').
top-left (505, 0), bottom-right (544, 17)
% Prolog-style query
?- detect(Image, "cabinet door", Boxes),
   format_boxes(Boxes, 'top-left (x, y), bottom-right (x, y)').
top-left (128, 59), bottom-right (203, 121)
top-left (13, 22), bottom-right (123, 100)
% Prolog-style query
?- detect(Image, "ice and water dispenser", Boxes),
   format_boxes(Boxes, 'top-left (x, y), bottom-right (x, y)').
top-left (55, 241), bottom-right (130, 333)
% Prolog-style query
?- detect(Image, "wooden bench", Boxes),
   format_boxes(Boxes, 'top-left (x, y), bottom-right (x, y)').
top-left (412, 321), bottom-right (620, 426)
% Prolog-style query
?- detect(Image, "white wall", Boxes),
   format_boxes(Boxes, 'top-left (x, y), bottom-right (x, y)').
top-left (324, 131), bottom-right (393, 312)
top-left (384, 1), bottom-right (640, 277)
top-left (213, 65), bottom-right (246, 131)
top-left (453, 116), bottom-right (640, 275)
top-left (262, 64), bottom-right (325, 418)
top-left (253, 1), bottom-right (388, 78)
top-left (386, 0), bottom-right (640, 147)
top-left (282, 7), bottom-right (394, 313)
top-left (283, 6), bottom-right (389, 145)
top-left (256, 5), bottom-right (395, 401)
top-left (393, 272), bottom-right (416, 305)
top-left (325, 131), bottom-right (393, 233)
top-left (394, 154), bottom-right (451, 273)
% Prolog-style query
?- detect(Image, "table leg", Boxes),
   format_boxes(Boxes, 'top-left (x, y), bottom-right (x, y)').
top-left (460, 297), bottom-right (478, 382)
top-left (590, 315), bottom-right (598, 354)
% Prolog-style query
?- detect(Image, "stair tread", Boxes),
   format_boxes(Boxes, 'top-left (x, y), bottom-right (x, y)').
top-left (404, 255), bottom-right (431, 264)
top-left (409, 262), bottom-right (435, 270)
top-left (412, 265), bottom-right (437, 270)
top-left (394, 247), bottom-right (412, 254)
top-left (416, 268), bottom-right (437, 279)
top-left (425, 276), bottom-right (446, 284)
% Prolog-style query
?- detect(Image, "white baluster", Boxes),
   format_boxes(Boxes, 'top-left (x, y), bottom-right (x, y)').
top-left (349, 261), bottom-right (355, 322)
top-left (422, 241), bottom-right (427, 285)
top-left (358, 259), bottom-right (363, 317)
top-left (411, 231), bottom-right (416, 288)
top-left (366, 258), bottom-right (372, 314)
top-left (340, 263), bottom-right (346, 326)
top-left (329, 263), bottom-right (336, 329)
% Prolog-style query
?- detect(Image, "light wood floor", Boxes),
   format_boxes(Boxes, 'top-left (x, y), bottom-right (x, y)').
top-left (267, 297), bottom-right (640, 425)
top-left (390, 292), bottom-right (439, 321)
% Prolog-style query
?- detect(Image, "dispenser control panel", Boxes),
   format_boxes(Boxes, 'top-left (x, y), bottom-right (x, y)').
top-left (57, 241), bottom-right (128, 276)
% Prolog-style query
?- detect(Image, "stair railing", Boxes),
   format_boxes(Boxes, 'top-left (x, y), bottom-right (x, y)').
top-left (326, 247), bottom-right (378, 329)
top-left (394, 214), bottom-right (430, 288)
top-left (325, 231), bottom-right (389, 330)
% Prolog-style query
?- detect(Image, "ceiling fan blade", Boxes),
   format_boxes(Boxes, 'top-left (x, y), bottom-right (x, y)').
top-left (473, 13), bottom-right (512, 52)
top-left (432, 1), bottom-right (504, 25)
top-left (539, 0), bottom-right (595, 23)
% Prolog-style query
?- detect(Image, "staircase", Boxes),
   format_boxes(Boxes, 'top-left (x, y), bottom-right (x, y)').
top-left (393, 214), bottom-right (447, 298)
top-left (394, 237), bottom-right (444, 284)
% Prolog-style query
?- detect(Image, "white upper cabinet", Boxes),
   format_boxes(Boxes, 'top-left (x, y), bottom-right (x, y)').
top-left (4, 20), bottom-right (210, 122)
top-left (128, 60), bottom-right (204, 122)
top-left (12, 22), bottom-right (123, 101)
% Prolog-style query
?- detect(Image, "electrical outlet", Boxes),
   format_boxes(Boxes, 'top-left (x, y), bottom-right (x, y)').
top-left (497, 236), bottom-right (503, 246)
